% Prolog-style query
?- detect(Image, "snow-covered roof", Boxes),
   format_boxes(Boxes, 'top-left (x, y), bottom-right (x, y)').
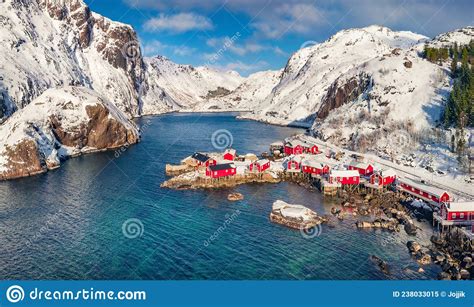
top-left (256, 159), bottom-right (270, 165)
top-left (289, 155), bottom-right (305, 163)
top-left (380, 168), bottom-right (397, 177)
top-left (398, 177), bottom-right (449, 198)
top-left (445, 202), bottom-right (474, 212)
top-left (348, 161), bottom-right (371, 169)
top-left (301, 159), bottom-right (324, 168)
top-left (270, 141), bottom-right (284, 146)
top-left (330, 170), bottom-right (360, 178)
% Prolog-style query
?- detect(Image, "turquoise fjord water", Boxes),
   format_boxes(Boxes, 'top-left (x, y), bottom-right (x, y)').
top-left (0, 113), bottom-right (440, 280)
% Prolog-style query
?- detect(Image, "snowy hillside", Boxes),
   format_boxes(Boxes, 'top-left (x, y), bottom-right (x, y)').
top-left (242, 25), bottom-right (428, 126)
top-left (0, 86), bottom-right (139, 180)
top-left (311, 48), bottom-right (450, 151)
top-left (196, 70), bottom-right (283, 111)
top-left (144, 56), bottom-right (244, 110)
top-left (0, 0), bottom-right (149, 118)
top-left (429, 26), bottom-right (474, 47)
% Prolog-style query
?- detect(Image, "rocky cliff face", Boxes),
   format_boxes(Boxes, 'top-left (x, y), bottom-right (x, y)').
top-left (0, 0), bottom-right (154, 119)
top-left (317, 72), bottom-right (372, 120)
top-left (0, 86), bottom-right (139, 180)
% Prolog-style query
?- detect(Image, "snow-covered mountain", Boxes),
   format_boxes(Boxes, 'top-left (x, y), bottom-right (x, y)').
top-left (241, 25), bottom-right (428, 126)
top-left (196, 69), bottom-right (283, 111)
top-left (428, 26), bottom-right (474, 47)
top-left (143, 55), bottom-right (243, 111)
top-left (0, 0), bottom-right (243, 119)
top-left (0, 0), bottom-right (149, 118)
top-left (0, 86), bottom-right (139, 179)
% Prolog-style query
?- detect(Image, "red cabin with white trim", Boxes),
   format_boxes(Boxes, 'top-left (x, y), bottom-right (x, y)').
top-left (286, 156), bottom-right (304, 171)
top-left (223, 148), bottom-right (236, 161)
top-left (206, 163), bottom-right (236, 178)
top-left (348, 161), bottom-right (374, 176)
top-left (284, 142), bottom-right (304, 155)
top-left (192, 152), bottom-right (216, 167)
top-left (301, 159), bottom-right (330, 175)
top-left (249, 159), bottom-right (270, 173)
top-left (284, 140), bottom-right (320, 156)
top-left (398, 177), bottom-right (451, 205)
top-left (440, 202), bottom-right (474, 221)
top-left (370, 169), bottom-right (397, 186)
top-left (329, 170), bottom-right (360, 185)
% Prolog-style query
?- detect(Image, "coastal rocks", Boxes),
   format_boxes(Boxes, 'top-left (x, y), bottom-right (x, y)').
top-left (165, 164), bottom-right (194, 176)
top-left (162, 170), bottom-right (281, 190)
top-left (227, 193), bottom-right (244, 201)
top-left (370, 255), bottom-right (390, 275)
top-left (404, 222), bottom-right (418, 236)
top-left (416, 253), bottom-right (432, 266)
top-left (407, 241), bottom-right (421, 253)
top-left (0, 87), bottom-right (139, 180)
top-left (356, 219), bottom-right (400, 232)
top-left (270, 200), bottom-right (324, 230)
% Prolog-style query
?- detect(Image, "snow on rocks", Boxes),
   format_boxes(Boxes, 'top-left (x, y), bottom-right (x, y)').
top-left (144, 55), bottom-right (244, 110)
top-left (0, 86), bottom-right (139, 180)
top-left (242, 25), bottom-right (427, 126)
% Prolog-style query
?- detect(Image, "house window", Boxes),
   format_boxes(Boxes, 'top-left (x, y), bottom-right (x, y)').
top-left (452, 213), bottom-right (456, 219)
top-left (460, 213), bottom-right (464, 219)
top-left (214, 171), bottom-right (217, 176)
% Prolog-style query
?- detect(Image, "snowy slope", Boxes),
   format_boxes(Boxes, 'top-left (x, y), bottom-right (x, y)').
top-left (242, 25), bottom-right (427, 126)
top-left (311, 48), bottom-right (450, 151)
top-left (144, 55), bottom-right (244, 109)
top-left (429, 26), bottom-right (474, 47)
top-left (0, 86), bottom-right (139, 179)
top-left (196, 69), bottom-right (283, 111)
top-left (0, 0), bottom-right (150, 118)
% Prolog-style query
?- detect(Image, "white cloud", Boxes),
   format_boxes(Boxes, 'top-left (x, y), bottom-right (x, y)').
top-left (173, 46), bottom-right (196, 56)
top-left (144, 12), bottom-right (214, 33)
top-left (127, 0), bottom-right (473, 38)
top-left (142, 40), bottom-right (168, 56)
top-left (215, 60), bottom-right (269, 72)
top-left (142, 40), bottom-right (195, 57)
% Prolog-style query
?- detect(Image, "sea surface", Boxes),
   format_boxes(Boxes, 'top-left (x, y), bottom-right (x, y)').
top-left (0, 113), bottom-right (441, 280)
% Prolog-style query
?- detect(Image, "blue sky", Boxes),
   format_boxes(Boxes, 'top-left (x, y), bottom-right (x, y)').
top-left (84, 0), bottom-right (473, 76)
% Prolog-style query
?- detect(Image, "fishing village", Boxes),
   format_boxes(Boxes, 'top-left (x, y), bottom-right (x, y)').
top-left (162, 134), bottom-right (474, 280)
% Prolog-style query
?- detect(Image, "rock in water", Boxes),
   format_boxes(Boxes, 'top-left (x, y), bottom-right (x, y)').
top-left (0, 87), bottom-right (139, 180)
top-left (227, 193), bottom-right (244, 201)
top-left (404, 222), bottom-right (417, 236)
top-left (370, 255), bottom-right (390, 275)
top-left (407, 241), bottom-right (421, 253)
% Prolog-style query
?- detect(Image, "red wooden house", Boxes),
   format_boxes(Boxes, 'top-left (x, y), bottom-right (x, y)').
top-left (370, 169), bottom-right (397, 186)
top-left (301, 159), bottom-right (330, 175)
top-left (284, 141), bottom-right (304, 156)
top-left (440, 202), bottom-right (474, 221)
top-left (286, 156), bottom-right (304, 171)
top-left (206, 163), bottom-right (236, 178)
top-left (223, 148), bottom-right (237, 161)
top-left (249, 159), bottom-right (270, 173)
top-left (348, 161), bottom-right (373, 176)
top-left (284, 140), bottom-right (319, 155)
top-left (329, 170), bottom-right (360, 185)
top-left (398, 177), bottom-right (451, 205)
top-left (192, 152), bottom-right (216, 167)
